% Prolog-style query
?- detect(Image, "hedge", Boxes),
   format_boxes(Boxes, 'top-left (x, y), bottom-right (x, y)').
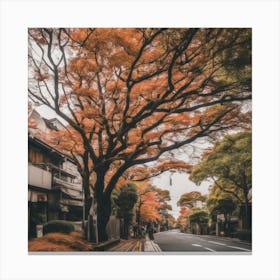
top-left (236, 230), bottom-right (252, 242)
top-left (43, 220), bottom-right (75, 235)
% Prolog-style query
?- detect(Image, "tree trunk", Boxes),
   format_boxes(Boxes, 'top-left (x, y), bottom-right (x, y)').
top-left (81, 176), bottom-right (95, 241)
top-left (82, 175), bottom-right (92, 218)
top-left (93, 167), bottom-right (110, 242)
top-left (242, 188), bottom-right (251, 230)
top-left (243, 199), bottom-right (251, 230)
top-left (224, 213), bottom-right (229, 236)
top-left (97, 193), bottom-right (111, 242)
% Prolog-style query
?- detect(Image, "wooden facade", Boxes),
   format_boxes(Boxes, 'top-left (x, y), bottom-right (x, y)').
top-left (28, 136), bottom-right (83, 239)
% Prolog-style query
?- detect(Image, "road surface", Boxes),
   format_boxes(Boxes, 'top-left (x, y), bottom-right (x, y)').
top-left (153, 229), bottom-right (252, 252)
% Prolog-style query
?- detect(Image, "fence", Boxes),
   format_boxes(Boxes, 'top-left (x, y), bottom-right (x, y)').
top-left (106, 215), bottom-right (120, 240)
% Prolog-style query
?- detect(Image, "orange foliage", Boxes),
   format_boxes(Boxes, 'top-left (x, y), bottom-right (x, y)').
top-left (127, 160), bottom-right (192, 181)
top-left (28, 232), bottom-right (93, 252)
top-left (180, 206), bottom-right (191, 216)
top-left (176, 207), bottom-right (192, 230)
top-left (140, 191), bottom-right (161, 222)
top-left (136, 183), bottom-right (164, 222)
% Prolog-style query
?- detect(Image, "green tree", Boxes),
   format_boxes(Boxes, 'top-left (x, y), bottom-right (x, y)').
top-left (190, 131), bottom-right (251, 229)
top-left (189, 210), bottom-right (209, 234)
top-left (212, 197), bottom-right (236, 235)
top-left (177, 191), bottom-right (206, 208)
top-left (112, 183), bottom-right (138, 239)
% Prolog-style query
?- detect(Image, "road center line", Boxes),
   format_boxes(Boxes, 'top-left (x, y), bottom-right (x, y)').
top-left (192, 244), bottom-right (202, 247)
top-left (208, 241), bottom-right (226, 246)
top-left (204, 247), bottom-right (216, 252)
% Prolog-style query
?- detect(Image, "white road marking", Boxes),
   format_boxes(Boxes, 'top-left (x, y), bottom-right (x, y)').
top-left (204, 247), bottom-right (216, 252)
top-left (208, 241), bottom-right (251, 252)
top-left (192, 244), bottom-right (202, 247)
top-left (208, 241), bottom-right (226, 246)
top-left (225, 245), bottom-right (251, 252)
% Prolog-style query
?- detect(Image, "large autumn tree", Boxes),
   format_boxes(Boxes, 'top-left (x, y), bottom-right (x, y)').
top-left (28, 28), bottom-right (251, 241)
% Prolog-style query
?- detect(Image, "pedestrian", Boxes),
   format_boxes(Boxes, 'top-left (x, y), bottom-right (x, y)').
top-left (147, 223), bottom-right (154, 240)
top-left (139, 225), bottom-right (144, 238)
top-left (133, 224), bottom-right (138, 238)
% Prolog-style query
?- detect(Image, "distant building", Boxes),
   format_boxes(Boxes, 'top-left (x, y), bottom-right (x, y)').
top-left (28, 109), bottom-right (83, 238)
top-left (193, 200), bottom-right (206, 209)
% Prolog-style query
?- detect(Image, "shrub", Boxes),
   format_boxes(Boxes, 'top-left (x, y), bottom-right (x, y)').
top-left (43, 220), bottom-right (75, 235)
top-left (236, 230), bottom-right (252, 242)
top-left (28, 232), bottom-right (93, 251)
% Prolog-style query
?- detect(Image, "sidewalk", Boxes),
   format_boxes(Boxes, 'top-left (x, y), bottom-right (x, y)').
top-left (100, 235), bottom-right (162, 252)
top-left (107, 238), bottom-right (142, 252)
top-left (143, 234), bottom-right (162, 252)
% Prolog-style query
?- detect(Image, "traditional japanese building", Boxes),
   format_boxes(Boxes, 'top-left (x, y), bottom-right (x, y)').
top-left (28, 109), bottom-right (83, 238)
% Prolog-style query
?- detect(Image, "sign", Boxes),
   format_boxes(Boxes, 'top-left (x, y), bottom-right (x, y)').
top-left (37, 194), bottom-right (47, 202)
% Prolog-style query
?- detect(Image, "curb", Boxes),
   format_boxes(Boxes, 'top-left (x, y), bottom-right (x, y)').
top-left (144, 235), bottom-right (162, 252)
top-left (94, 238), bottom-right (120, 251)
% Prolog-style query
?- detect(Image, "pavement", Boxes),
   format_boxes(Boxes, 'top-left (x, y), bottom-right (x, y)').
top-left (153, 229), bottom-right (252, 252)
top-left (106, 235), bottom-right (161, 252)
top-left (144, 234), bottom-right (162, 252)
top-left (107, 238), bottom-right (142, 252)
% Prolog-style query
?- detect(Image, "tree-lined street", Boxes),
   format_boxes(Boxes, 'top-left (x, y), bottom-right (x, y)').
top-left (27, 27), bottom-right (252, 251)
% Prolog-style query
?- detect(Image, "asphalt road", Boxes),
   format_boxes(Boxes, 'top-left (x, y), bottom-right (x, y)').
top-left (153, 229), bottom-right (252, 253)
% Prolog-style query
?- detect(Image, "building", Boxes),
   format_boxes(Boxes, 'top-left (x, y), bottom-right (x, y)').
top-left (28, 109), bottom-right (83, 238)
top-left (193, 200), bottom-right (207, 209)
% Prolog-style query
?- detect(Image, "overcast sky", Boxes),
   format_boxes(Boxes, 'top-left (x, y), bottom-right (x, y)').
top-left (152, 172), bottom-right (210, 219)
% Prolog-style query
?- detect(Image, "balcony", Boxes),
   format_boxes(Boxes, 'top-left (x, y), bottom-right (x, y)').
top-left (53, 176), bottom-right (83, 202)
top-left (53, 176), bottom-right (81, 190)
top-left (28, 164), bottom-right (52, 190)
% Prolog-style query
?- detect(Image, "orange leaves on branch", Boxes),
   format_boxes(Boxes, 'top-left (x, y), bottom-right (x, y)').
top-left (127, 159), bottom-right (192, 181)
top-left (176, 207), bottom-right (192, 229)
top-left (29, 28), bottom-right (251, 205)
top-left (70, 28), bottom-right (92, 43)
top-left (135, 182), bottom-right (171, 222)
top-left (139, 188), bottom-right (161, 222)
top-left (180, 206), bottom-right (192, 216)
top-left (68, 57), bottom-right (99, 77)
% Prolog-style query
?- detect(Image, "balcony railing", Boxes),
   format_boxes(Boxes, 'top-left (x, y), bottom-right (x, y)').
top-left (28, 164), bottom-right (52, 190)
top-left (53, 176), bottom-right (81, 190)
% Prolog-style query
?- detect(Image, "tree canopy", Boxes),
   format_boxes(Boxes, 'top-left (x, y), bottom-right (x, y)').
top-left (135, 182), bottom-right (171, 223)
top-left (190, 131), bottom-right (251, 202)
top-left (190, 131), bottom-right (252, 228)
top-left (189, 210), bottom-right (209, 226)
top-left (177, 191), bottom-right (206, 208)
